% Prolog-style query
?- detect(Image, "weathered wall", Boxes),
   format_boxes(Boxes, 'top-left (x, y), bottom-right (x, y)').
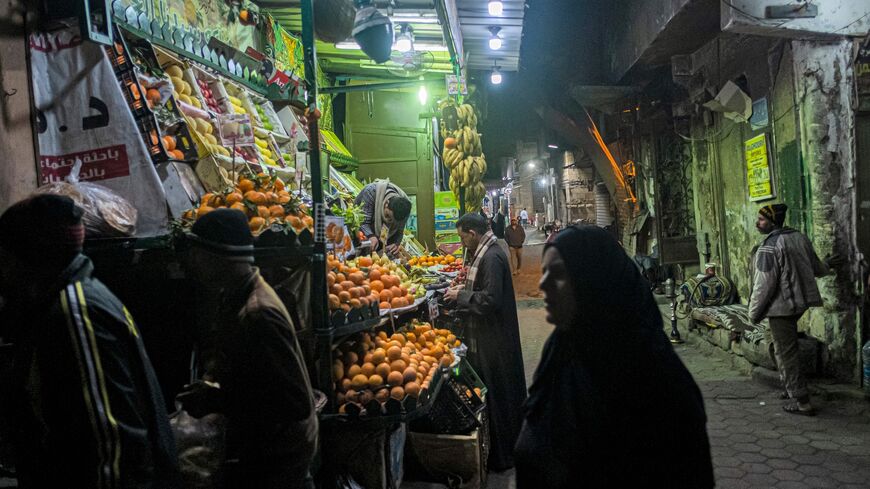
top-left (792, 40), bottom-right (860, 380)
top-left (0, 4), bottom-right (37, 212)
top-left (722, 0), bottom-right (870, 38)
top-left (682, 36), bottom-right (860, 380)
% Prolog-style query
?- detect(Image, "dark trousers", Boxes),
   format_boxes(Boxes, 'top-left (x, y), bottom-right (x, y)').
top-left (768, 314), bottom-right (809, 400)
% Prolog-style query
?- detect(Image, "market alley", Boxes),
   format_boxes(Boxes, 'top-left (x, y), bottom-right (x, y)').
top-left (406, 245), bottom-right (870, 489)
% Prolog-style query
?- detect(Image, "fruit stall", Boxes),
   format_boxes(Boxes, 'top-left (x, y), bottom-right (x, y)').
top-left (24, 1), bottom-right (496, 487)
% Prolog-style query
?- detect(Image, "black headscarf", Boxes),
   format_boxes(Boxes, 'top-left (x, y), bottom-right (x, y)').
top-left (517, 225), bottom-right (713, 489)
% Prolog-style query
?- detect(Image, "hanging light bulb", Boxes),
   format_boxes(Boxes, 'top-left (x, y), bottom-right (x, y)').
top-left (418, 85), bottom-right (428, 105)
top-left (488, 1), bottom-right (503, 16)
top-left (490, 62), bottom-right (502, 85)
top-left (395, 24), bottom-right (414, 53)
top-left (488, 26), bottom-right (502, 50)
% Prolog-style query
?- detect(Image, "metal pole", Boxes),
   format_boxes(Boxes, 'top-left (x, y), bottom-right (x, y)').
top-left (301, 0), bottom-right (332, 402)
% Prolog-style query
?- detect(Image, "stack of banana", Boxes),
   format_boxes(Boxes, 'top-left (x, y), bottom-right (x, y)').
top-left (443, 104), bottom-right (487, 211)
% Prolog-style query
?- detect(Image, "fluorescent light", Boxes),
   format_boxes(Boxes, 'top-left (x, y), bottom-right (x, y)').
top-left (418, 85), bottom-right (428, 105)
top-left (527, 162), bottom-right (535, 169)
top-left (392, 13), bottom-right (440, 24)
top-left (540, 177), bottom-right (548, 185)
top-left (548, 144), bottom-right (558, 149)
top-left (414, 43), bottom-right (449, 52)
top-left (488, 1), bottom-right (503, 16)
top-left (336, 41), bottom-right (449, 52)
top-left (490, 67), bottom-right (502, 85)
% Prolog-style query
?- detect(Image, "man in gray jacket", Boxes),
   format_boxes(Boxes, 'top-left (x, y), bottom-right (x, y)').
top-left (749, 204), bottom-right (833, 416)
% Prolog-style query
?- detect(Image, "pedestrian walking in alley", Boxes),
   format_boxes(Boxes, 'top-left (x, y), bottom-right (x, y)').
top-left (505, 217), bottom-right (526, 275)
top-left (749, 204), bottom-right (839, 416)
top-left (180, 209), bottom-right (317, 488)
top-left (492, 207), bottom-right (509, 260)
top-left (519, 207), bottom-right (529, 226)
top-left (0, 195), bottom-right (179, 488)
top-left (515, 225), bottom-right (714, 489)
top-left (443, 213), bottom-right (527, 472)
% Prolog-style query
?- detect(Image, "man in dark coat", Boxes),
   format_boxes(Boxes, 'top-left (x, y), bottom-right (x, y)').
top-left (180, 209), bottom-right (318, 488)
top-left (444, 213), bottom-right (527, 471)
top-left (0, 195), bottom-right (179, 488)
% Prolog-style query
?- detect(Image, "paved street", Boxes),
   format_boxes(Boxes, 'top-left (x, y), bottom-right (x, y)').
top-left (410, 239), bottom-right (870, 488)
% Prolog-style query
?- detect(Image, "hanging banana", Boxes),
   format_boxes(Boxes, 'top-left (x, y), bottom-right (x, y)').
top-left (441, 103), bottom-right (488, 210)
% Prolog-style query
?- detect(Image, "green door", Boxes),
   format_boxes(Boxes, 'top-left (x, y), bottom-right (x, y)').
top-left (344, 91), bottom-right (435, 248)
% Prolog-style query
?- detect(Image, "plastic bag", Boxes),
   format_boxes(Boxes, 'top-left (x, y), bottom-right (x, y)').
top-left (33, 158), bottom-right (137, 237)
top-left (169, 409), bottom-right (226, 489)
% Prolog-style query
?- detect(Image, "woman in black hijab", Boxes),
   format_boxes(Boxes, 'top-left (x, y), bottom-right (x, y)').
top-left (514, 225), bottom-right (714, 488)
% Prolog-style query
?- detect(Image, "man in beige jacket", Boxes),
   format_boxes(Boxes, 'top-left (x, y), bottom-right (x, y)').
top-left (749, 204), bottom-right (836, 416)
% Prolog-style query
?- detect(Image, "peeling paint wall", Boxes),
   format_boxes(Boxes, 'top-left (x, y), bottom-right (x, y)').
top-left (792, 40), bottom-right (860, 381)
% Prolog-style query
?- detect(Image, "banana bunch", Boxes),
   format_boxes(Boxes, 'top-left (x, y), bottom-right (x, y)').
top-left (442, 104), bottom-right (487, 211)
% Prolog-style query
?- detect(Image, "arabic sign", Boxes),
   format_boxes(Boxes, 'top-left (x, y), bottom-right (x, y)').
top-left (40, 146), bottom-right (130, 184)
top-left (745, 133), bottom-right (775, 201)
top-left (30, 26), bottom-right (169, 236)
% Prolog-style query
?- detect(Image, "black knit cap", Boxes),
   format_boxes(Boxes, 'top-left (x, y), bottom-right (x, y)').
top-left (189, 209), bottom-right (254, 262)
top-left (759, 203), bottom-right (787, 227)
top-left (0, 194), bottom-right (85, 267)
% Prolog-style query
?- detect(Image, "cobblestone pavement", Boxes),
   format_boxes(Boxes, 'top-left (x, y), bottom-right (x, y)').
top-left (677, 339), bottom-right (870, 489)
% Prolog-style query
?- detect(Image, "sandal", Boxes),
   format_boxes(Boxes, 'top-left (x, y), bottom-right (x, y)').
top-left (783, 401), bottom-right (816, 416)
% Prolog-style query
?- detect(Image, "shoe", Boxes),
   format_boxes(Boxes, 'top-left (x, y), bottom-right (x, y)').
top-left (782, 401), bottom-right (817, 416)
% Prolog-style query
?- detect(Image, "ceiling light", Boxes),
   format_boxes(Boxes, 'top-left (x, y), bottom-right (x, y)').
top-left (540, 177), bottom-right (548, 186)
top-left (548, 144), bottom-right (558, 149)
top-left (490, 62), bottom-right (502, 85)
top-left (418, 85), bottom-right (428, 105)
top-left (488, 26), bottom-right (502, 50)
top-left (353, 0), bottom-right (394, 64)
top-left (527, 162), bottom-right (535, 169)
top-left (488, 1), bottom-right (503, 16)
top-left (336, 41), bottom-right (449, 52)
top-left (395, 24), bottom-right (414, 53)
top-left (392, 13), bottom-right (440, 24)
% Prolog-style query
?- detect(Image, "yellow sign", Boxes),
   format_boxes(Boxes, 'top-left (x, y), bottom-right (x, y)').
top-left (745, 134), bottom-right (774, 201)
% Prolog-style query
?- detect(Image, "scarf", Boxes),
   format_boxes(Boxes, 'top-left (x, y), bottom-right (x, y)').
top-left (372, 180), bottom-right (406, 242)
top-left (464, 230), bottom-right (497, 290)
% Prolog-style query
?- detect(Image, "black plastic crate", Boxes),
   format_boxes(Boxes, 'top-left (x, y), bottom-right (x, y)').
top-left (410, 372), bottom-right (483, 435)
top-left (104, 36), bottom-right (134, 74)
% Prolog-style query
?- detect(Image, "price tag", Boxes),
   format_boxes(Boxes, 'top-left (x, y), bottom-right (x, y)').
top-left (428, 295), bottom-right (439, 320)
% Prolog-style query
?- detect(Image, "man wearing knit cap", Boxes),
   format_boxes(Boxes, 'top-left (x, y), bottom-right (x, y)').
top-left (179, 208), bottom-right (317, 488)
top-left (749, 203), bottom-right (836, 416)
top-left (0, 195), bottom-right (179, 487)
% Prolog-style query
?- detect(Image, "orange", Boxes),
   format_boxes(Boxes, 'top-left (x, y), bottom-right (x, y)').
top-left (370, 280), bottom-right (384, 293)
top-left (346, 364), bottom-right (361, 378)
top-left (328, 294), bottom-right (340, 310)
top-left (404, 382), bottom-right (421, 398)
top-left (257, 206), bottom-right (271, 219)
top-left (146, 88), bottom-right (162, 104)
top-left (405, 294), bottom-right (415, 304)
top-left (361, 362), bottom-right (376, 377)
top-left (335, 273), bottom-right (346, 283)
top-left (379, 301), bottom-right (391, 310)
top-left (327, 272), bottom-right (336, 287)
top-left (287, 216), bottom-right (303, 230)
top-left (351, 374), bottom-right (368, 390)
top-left (358, 257), bottom-right (373, 267)
top-left (387, 371), bottom-right (404, 386)
top-left (379, 290), bottom-right (393, 303)
top-left (349, 298), bottom-right (361, 309)
top-left (162, 134), bottom-right (176, 151)
top-left (390, 386), bottom-right (404, 400)
top-left (338, 291), bottom-right (351, 303)
top-left (387, 346), bottom-right (402, 362)
top-left (330, 284), bottom-right (343, 296)
top-left (225, 192), bottom-right (243, 205)
top-left (368, 374), bottom-right (384, 388)
top-left (269, 205), bottom-right (285, 218)
top-left (273, 178), bottom-right (285, 192)
top-left (390, 297), bottom-right (404, 308)
top-left (390, 286), bottom-right (403, 299)
top-left (245, 191), bottom-right (267, 205)
top-left (238, 178), bottom-right (255, 193)
top-left (170, 149), bottom-right (185, 160)
top-left (197, 205), bottom-right (215, 218)
top-left (340, 281), bottom-right (355, 291)
top-left (248, 217), bottom-right (265, 233)
top-left (349, 272), bottom-right (365, 285)
top-left (376, 362), bottom-right (392, 379)
top-left (402, 366), bottom-right (417, 384)
top-left (390, 359), bottom-right (407, 372)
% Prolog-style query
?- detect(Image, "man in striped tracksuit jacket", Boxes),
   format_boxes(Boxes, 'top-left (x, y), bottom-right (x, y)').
top-left (0, 195), bottom-right (178, 488)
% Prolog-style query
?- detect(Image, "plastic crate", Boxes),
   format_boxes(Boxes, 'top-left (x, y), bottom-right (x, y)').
top-left (119, 70), bottom-right (150, 118)
top-left (411, 372), bottom-right (484, 435)
top-left (104, 36), bottom-right (134, 74)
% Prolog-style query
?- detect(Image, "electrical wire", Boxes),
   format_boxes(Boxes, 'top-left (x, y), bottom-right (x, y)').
top-left (834, 11), bottom-right (870, 33)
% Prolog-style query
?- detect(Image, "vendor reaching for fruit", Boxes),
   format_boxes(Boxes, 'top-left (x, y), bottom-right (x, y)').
top-left (355, 180), bottom-right (412, 255)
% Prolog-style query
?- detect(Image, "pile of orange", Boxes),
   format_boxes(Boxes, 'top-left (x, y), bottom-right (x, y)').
top-left (327, 255), bottom-right (413, 313)
top-left (333, 321), bottom-right (461, 413)
top-left (408, 254), bottom-right (458, 267)
top-left (183, 173), bottom-right (313, 235)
